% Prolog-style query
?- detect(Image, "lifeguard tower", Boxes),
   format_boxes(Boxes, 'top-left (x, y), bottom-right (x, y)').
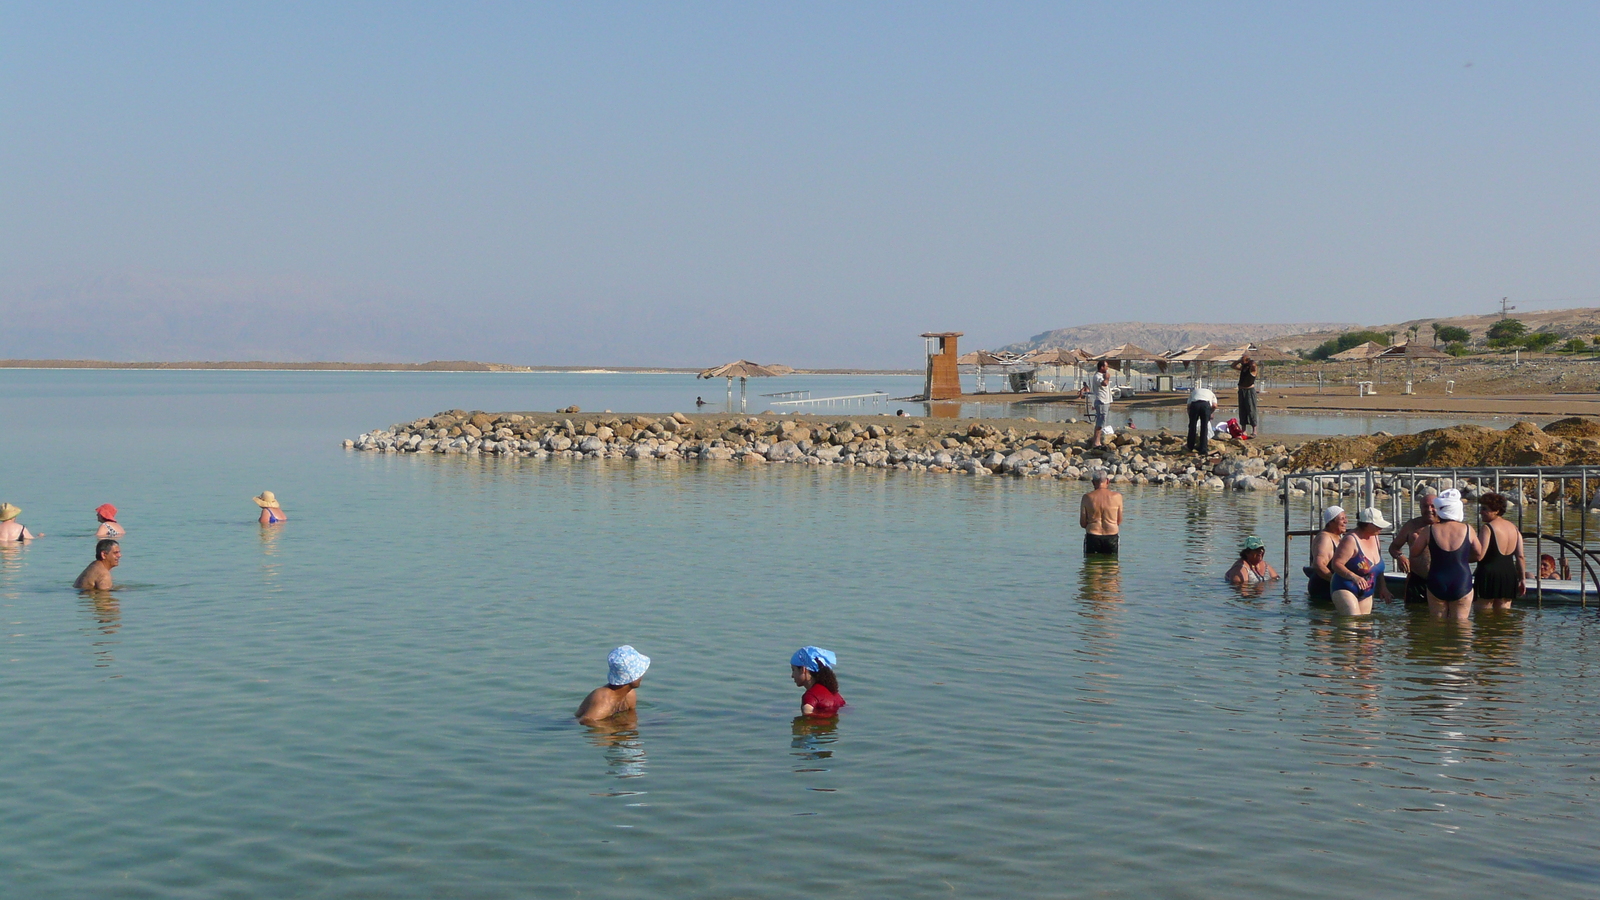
top-left (921, 332), bottom-right (963, 401)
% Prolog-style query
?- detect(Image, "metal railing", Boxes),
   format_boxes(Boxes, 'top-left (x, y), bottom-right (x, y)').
top-left (1286, 464), bottom-right (1600, 604)
top-left (769, 391), bottom-right (893, 410)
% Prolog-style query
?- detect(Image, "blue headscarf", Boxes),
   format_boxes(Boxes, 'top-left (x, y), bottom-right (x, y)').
top-left (790, 646), bottom-right (837, 672)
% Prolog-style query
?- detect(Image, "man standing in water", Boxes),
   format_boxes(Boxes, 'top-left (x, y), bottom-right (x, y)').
top-left (74, 539), bottom-right (121, 591)
top-left (1307, 506), bottom-right (1346, 598)
top-left (1389, 487), bottom-right (1439, 604)
top-left (1080, 470), bottom-right (1123, 555)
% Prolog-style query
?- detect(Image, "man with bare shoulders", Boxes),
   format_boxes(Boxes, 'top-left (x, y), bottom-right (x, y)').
top-left (1306, 506), bottom-right (1346, 598)
top-left (576, 645), bottom-right (650, 724)
top-left (1389, 488), bottom-right (1438, 604)
top-left (74, 539), bottom-right (121, 591)
top-left (1079, 470), bottom-right (1123, 555)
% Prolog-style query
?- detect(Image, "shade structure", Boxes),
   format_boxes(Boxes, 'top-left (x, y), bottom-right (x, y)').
top-left (1092, 343), bottom-right (1164, 362)
top-left (697, 359), bottom-right (785, 411)
top-left (698, 360), bottom-right (784, 379)
top-left (1328, 341), bottom-right (1389, 362)
top-left (1375, 341), bottom-right (1451, 360)
top-left (1207, 343), bottom-right (1299, 364)
top-left (1022, 347), bottom-right (1093, 366)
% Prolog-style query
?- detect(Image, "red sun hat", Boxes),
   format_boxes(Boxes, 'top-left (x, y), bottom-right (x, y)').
top-left (95, 503), bottom-right (117, 521)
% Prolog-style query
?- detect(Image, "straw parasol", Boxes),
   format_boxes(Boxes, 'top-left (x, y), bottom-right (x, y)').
top-left (1328, 341), bottom-right (1388, 362)
top-left (698, 359), bottom-right (785, 410)
top-left (1377, 341), bottom-right (1452, 387)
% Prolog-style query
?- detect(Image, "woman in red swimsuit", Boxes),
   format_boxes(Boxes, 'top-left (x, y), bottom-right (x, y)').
top-left (790, 646), bottom-right (846, 717)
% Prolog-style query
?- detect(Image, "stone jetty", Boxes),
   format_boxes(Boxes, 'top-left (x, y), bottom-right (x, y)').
top-left (345, 409), bottom-right (1301, 490)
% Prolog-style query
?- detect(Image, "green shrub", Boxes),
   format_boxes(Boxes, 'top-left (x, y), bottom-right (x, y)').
top-left (1445, 342), bottom-right (1470, 357)
top-left (1522, 332), bottom-right (1561, 351)
top-left (1435, 325), bottom-right (1471, 344)
top-left (1563, 338), bottom-right (1588, 353)
top-left (1486, 319), bottom-right (1527, 341)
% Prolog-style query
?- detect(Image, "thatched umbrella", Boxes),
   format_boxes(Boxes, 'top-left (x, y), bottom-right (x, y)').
top-left (1377, 341), bottom-right (1452, 389)
top-left (1328, 341), bottom-right (1388, 361)
top-left (698, 359), bottom-right (784, 410)
top-left (1023, 348), bottom-right (1092, 391)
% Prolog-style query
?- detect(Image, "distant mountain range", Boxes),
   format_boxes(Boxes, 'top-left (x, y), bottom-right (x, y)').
top-left (1000, 308), bottom-right (1600, 355)
top-left (999, 321), bottom-right (1359, 355)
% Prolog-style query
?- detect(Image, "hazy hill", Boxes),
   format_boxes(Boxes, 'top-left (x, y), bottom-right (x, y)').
top-left (1000, 321), bottom-right (1358, 355)
top-left (1270, 307), bottom-right (1600, 350)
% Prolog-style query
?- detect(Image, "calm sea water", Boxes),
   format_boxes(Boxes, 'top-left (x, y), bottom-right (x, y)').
top-left (2, 370), bottom-right (1597, 899)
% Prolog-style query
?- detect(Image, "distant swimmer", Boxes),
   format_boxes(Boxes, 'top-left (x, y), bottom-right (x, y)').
top-left (790, 646), bottom-right (846, 717)
top-left (95, 504), bottom-right (124, 537)
top-left (1226, 535), bottom-right (1280, 585)
top-left (696, 396), bottom-right (708, 407)
top-left (576, 645), bottom-right (650, 723)
top-left (74, 539), bottom-right (121, 591)
top-left (1079, 470), bottom-right (1123, 555)
top-left (0, 503), bottom-right (41, 541)
top-left (254, 491), bottom-right (288, 525)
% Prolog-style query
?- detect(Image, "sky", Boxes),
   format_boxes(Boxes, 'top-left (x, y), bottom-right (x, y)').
top-left (2, 2), bottom-right (1596, 366)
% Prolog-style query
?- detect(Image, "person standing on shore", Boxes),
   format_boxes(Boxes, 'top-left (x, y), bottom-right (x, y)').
top-left (1090, 360), bottom-right (1113, 448)
top-left (0, 504), bottom-right (41, 541)
top-left (1231, 354), bottom-right (1259, 437)
top-left (1186, 380), bottom-right (1218, 454)
top-left (74, 539), bottom-right (121, 591)
top-left (1388, 488), bottom-right (1438, 604)
top-left (1306, 506), bottom-right (1346, 598)
top-left (1080, 470), bottom-right (1123, 555)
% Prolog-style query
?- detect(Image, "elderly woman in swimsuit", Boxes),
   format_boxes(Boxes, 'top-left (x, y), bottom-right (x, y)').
top-left (1225, 535), bottom-right (1280, 585)
top-left (1329, 507), bottom-right (1393, 615)
top-left (253, 491), bottom-right (288, 525)
top-left (1409, 489), bottom-right (1482, 620)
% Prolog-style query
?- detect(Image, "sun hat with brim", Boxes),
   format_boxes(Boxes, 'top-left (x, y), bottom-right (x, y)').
top-left (253, 491), bottom-right (281, 509)
top-left (96, 503), bottom-right (117, 521)
top-left (1240, 535), bottom-right (1265, 552)
top-left (0, 503), bottom-right (19, 522)
top-left (1357, 507), bottom-right (1392, 529)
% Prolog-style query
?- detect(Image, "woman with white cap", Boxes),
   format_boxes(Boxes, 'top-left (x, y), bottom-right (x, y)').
top-left (1409, 489), bottom-right (1481, 620)
top-left (1328, 507), bottom-right (1393, 615)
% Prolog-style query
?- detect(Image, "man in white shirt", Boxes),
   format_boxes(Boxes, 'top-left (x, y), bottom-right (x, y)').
top-left (1090, 361), bottom-right (1114, 448)
top-left (1187, 380), bottom-right (1218, 453)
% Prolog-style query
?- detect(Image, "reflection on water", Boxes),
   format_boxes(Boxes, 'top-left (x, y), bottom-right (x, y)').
top-left (0, 541), bottom-right (26, 585)
top-left (584, 713), bottom-right (647, 780)
top-left (258, 523), bottom-right (283, 585)
top-left (790, 715), bottom-right (839, 772)
top-left (78, 592), bottom-right (121, 671)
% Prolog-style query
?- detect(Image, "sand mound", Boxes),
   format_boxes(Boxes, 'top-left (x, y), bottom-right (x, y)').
top-left (1291, 421), bottom-right (1599, 470)
top-left (1541, 417), bottom-right (1600, 440)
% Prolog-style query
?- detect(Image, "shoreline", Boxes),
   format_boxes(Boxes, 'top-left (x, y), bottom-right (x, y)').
top-left (0, 359), bottom-right (920, 376)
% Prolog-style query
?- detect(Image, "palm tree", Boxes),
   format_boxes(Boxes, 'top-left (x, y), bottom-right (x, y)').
top-left (1430, 322), bottom-right (1442, 347)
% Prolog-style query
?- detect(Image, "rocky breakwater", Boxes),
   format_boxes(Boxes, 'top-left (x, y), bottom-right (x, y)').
top-left (345, 409), bottom-right (1303, 489)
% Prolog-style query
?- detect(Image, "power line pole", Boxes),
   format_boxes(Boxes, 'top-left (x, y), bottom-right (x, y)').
top-left (1499, 297), bottom-right (1516, 318)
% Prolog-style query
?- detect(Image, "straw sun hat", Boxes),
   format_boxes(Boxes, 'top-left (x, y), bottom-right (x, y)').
top-left (252, 491), bottom-right (281, 509)
top-left (0, 503), bottom-right (19, 521)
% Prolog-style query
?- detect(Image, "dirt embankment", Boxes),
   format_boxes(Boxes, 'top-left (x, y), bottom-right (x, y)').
top-left (1290, 417), bottom-right (1600, 470)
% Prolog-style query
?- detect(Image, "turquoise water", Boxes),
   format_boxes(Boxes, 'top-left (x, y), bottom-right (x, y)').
top-left (2, 371), bottom-right (1598, 899)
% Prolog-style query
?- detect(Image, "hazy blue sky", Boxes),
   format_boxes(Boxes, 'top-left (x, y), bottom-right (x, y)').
top-left (3, 2), bottom-right (1596, 366)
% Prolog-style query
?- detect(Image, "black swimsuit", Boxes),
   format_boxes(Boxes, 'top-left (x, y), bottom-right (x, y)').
top-left (1475, 528), bottom-right (1522, 600)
